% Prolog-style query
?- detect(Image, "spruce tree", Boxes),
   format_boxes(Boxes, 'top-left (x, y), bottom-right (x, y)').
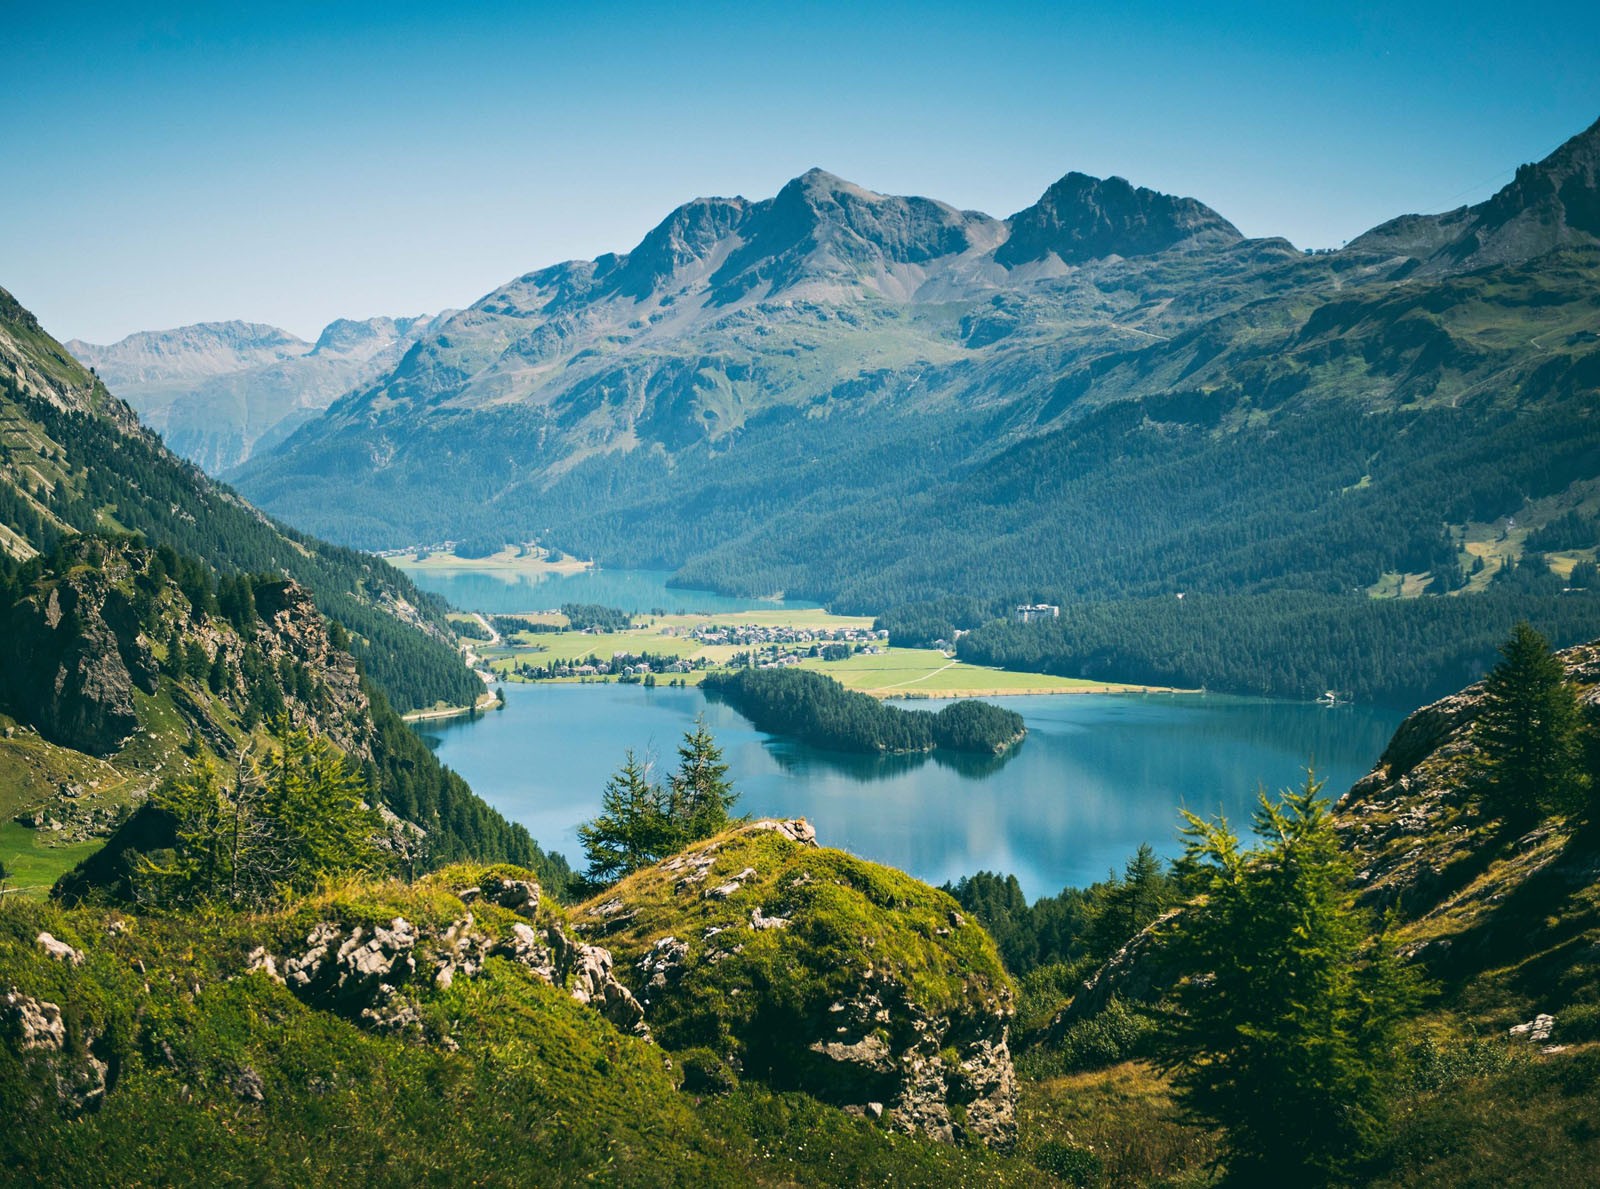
top-left (667, 715), bottom-right (740, 843)
top-left (1161, 774), bottom-right (1420, 1184)
top-left (1475, 621), bottom-right (1588, 823)
top-left (1087, 843), bottom-right (1172, 962)
top-left (139, 723), bottom-right (385, 907)
top-left (578, 749), bottom-right (673, 887)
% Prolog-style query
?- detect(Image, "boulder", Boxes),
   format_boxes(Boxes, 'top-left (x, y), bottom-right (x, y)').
top-left (4, 988), bottom-right (67, 1051)
top-left (281, 918), bottom-right (418, 1029)
top-left (481, 874), bottom-right (541, 918)
top-left (35, 932), bottom-right (85, 966)
top-left (1510, 1013), bottom-right (1557, 1042)
top-left (548, 923), bottom-right (648, 1037)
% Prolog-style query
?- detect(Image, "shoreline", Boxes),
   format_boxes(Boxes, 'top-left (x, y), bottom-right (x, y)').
top-left (487, 673), bottom-right (1197, 699)
top-left (402, 690), bottom-right (501, 723)
top-left (877, 683), bottom-right (1196, 699)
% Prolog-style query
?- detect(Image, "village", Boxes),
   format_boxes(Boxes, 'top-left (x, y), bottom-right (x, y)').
top-left (452, 604), bottom-right (1155, 699)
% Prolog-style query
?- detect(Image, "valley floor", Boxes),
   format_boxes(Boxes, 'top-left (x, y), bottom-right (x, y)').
top-left (464, 607), bottom-right (1178, 699)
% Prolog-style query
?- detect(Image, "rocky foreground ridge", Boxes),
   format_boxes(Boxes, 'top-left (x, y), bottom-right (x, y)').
top-left (2, 819), bottom-right (1019, 1154)
top-left (1332, 639), bottom-right (1600, 1001)
top-left (574, 818), bottom-right (1018, 1145)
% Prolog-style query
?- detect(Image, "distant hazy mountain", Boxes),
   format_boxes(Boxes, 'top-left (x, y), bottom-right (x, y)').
top-left (68, 313), bottom-right (442, 472)
top-left (233, 120), bottom-right (1600, 637)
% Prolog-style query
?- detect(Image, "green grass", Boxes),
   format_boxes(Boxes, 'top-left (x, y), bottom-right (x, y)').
top-left (797, 649), bottom-right (1165, 696)
top-left (482, 617), bottom-right (1169, 698)
top-left (0, 859), bottom-right (1057, 1186)
top-left (0, 821), bottom-right (101, 895)
top-left (576, 824), bottom-right (1013, 1053)
top-left (1018, 1061), bottom-right (1220, 1187)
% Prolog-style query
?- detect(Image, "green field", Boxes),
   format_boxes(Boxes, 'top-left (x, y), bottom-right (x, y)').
top-left (794, 649), bottom-right (1159, 696)
top-left (477, 610), bottom-right (1172, 697)
top-left (0, 821), bottom-right (101, 896)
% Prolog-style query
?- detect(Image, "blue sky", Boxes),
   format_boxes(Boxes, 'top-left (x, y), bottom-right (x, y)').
top-left (4, 1), bottom-right (1597, 343)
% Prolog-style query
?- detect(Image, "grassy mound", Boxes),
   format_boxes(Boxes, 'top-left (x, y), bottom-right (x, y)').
top-left (573, 821), bottom-right (1018, 1143)
top-left (1, 858), bottom-right (1056, 1185)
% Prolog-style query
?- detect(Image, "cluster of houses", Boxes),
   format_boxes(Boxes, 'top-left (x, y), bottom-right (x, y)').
top-left (508, 652), bottom-right (709, 681)
top-left (677, 622), bottom-right (889, 648)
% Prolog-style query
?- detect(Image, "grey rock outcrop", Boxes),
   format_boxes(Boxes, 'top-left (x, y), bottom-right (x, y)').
top-left (806, 973), bottom-right (1017, 1147)
top-left (577, 821), bottom-right (1018, 1148)
top-left (547, 923), bottom-right (648, 1037)
top-left (282, 917), bottom-right (418, 1030)
top-left (3, 988), bottom-right (108, 1114)
top-left (260, 904), bottom-right (647, 1040)
top-left (1510, 1013), bottom-right (1557, 1042)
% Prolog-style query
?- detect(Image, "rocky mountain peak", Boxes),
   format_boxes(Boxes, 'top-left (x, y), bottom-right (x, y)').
top-left (1348, 115), bottom-right (1600, 270)
top-left (311, 315), bottom-right (435, 358)
top-left (708, 168), bottom-right (995, 301)
top-left (996, 171), bottom-right (1243, 267)
top-left (606, 195), bottom-right (751, 299)
top-left (65, 321), bottom-right (312, 395)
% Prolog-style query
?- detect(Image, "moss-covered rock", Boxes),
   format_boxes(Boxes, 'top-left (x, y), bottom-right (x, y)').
top-left (573, 819), bottom-right (1019, 1147)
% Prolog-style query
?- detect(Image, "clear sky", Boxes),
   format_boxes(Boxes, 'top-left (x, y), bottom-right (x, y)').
top-left (4, 1), bottom-right (1597, 344)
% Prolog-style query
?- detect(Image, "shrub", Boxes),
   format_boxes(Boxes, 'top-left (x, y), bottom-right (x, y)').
top-left (678, 1047), bottom-right (737, 1095)
top-left (1031, 1140), bottom-right (1103, 1186)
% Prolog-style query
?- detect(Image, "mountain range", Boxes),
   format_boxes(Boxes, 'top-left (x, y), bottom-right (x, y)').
top-left (68, 313), bottom-right (442, 472)
top-left (49, 116), bottom-right (1600, 701)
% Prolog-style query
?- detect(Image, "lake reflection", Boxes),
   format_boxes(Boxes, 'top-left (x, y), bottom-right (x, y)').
top-left (424, 684), bottom-right (1402, 899)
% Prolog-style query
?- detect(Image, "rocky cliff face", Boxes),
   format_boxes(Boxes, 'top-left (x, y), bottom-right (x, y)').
top-left (996, 172), bottom-right (1242, 267)
top-left (1, 539), bottom-right (373, 763)
top-left (571, 819), bottom-right (1019, 1147)
top-left (2, 547), bottom-right (160, 755)
top-left (1348, 116), bottom-right (1600, 273)
top-left (1333, 638), bottom-right (1600, 927)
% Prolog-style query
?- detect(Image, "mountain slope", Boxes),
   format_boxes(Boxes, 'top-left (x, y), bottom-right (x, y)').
top-left (1348, 116), bottom-right (1600, 272)
top-left (0, 285), bottom-right (478, 713)
top-left (232, 118), bottom-right (1600, 704)
top-left (231, 166), bottom-right (1298, 544)
top-left (69, 314), bottom-right (440, 472)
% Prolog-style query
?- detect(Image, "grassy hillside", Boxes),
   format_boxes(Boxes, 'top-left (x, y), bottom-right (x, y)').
top-left (0, 536), bottom-right (558, 895)
top-left (1, 851), bottom-right (1055, 1186)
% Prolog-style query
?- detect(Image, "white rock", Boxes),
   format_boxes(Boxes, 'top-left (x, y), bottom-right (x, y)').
top-left (36, 932), bottom-right (84, 965)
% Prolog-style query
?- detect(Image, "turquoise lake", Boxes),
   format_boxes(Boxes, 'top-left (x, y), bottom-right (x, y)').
top-left (402, 563), bottom-right (1403, 896)
top-left (422, 683), bottom-right (1401, 899)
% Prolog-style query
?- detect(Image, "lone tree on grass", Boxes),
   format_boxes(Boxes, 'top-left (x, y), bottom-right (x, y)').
top-left (1474, 621), bottom-right (1588, 825)
top-left (1161, 774), bottom-right (1421, 1185)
